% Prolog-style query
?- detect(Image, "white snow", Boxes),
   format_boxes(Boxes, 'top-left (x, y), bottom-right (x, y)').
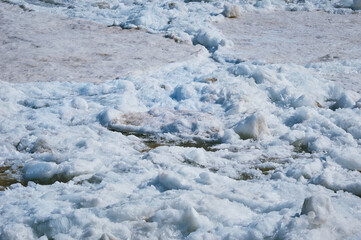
top-left (222, 4), bottom-right (241, 18)
top-left (233, 112), bottom-right (270, 140)
top-left (301, 194), bottom-right (333, 225)
top-left (1, 0), bottom-right (361, 239)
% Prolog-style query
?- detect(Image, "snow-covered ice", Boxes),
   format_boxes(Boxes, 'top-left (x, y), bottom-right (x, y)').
top-left (1, 0), bottom-right (361, 239)
top-left (0, 2), bottom-right (205, 83)
top-left (215, 10), bottom-right (361, 93)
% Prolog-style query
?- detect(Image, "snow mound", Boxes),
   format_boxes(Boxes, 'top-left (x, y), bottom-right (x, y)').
top-left (152, 172), bottom-right (191, 192)
top-left (301, 195), bottom-right (333, 225)
top-left (233, 113), bottom-right (270, 140)
top-left (23, 162), bottom-right (59, 184)
top-left (71, 97), bottom-right (88, 110)
top-left (333, 148), bottom-right (361, 171)
top-left (330, 93), bottom-right (355, 110)
top-left (223, 4), bottom-right (241, 18)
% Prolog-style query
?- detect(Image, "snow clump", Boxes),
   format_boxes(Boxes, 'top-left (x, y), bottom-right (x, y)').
top-left (301, 195), bottom-right (333, 225)
top-left (233, 112), bottom-right (270, 140)
top-left (223, 4), bottom-right (241, 18)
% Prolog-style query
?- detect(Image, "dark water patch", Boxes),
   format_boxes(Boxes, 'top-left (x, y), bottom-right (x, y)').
top-left (18, 99), bottom-right (53, 109)
top-left (230, 172), bottom-right (255, 181)
top-left (23, 173), bottom-right (74, 186)
top-left (183, 159), bottom-right (207, 169)
top-left (175, 138), bottom-right (221, 152)
top-left (83, 174), bottom-right (103, 184)
top-left (0, 165), bottom-right (23, 191)
top-left (108, 127), bottom-right (221, 152)
top-left (19, 4), bottom-right (33, 11)
top-left (257, 156), bottom-right (290, 174)
top-left (24, 0), bottom-right (65, 7)
top-left (91, 1), bottom-right (111, 9)
top-left (292, 139), bottom-right (312, 154)
top-left (15, 138), bottom-right (52, 154)
top-left (209, 168), bottom-right (219, 173)
top-left (259, 156), bottom-right (287, 163)
top-left (256, 166), bottom-right (276, 175)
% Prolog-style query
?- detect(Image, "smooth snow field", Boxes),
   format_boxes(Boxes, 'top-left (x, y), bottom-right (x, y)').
top-left (0, 3), bottom-right (204, 83)
top-left (1, 0), bottom-right (361, 239)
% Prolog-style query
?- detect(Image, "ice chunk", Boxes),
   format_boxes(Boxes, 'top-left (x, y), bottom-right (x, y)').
top-left (100, 233), bottom-right (121, 240)
top-left (233, 113), bottom-right (270, 140)
top-left (285, 107), bottom-right (313, 127)
top-left (254, 0), bottom-right (272, 8)
top-left (292, 95), bottom-right (319, 108)
top-left (78, 197), bottom-right (101, 208)
top-left (30, 138), bottom-right (52, 154)
top-left (34, 215), bottom-right (72, 238)
top-left (153, 172), bottom-right (190, 192)
top-left (333, 148), bottom-right (361, 171)
top-left (1, 224), bottom-right (36, 240)
top-left (148, 206), bottom-right (211, 236)
top-left (286, 158), bottom-right (323, 180)
top-left (127, 7), bottom-right (169, 30)
top-left (223, 4), bottom-right (241, 18)
top-left (221, 129), bottom-right (240, 143)
top-left (194, 30), bottom-right (230, 51)
top-left (312, 166), bottom-right (361, 197)
top-left (179, 207), bottom-right (211, 235)
top-left (195, 172), bottom-right (212, 185)
top-left (171, 85), bottom-right (197, 101)
top-left (97, 108), bottom-right (121, 126)
top-left (23, 161), bottom-right (58, 183)
top-left (270, 171), bottom-right (286, 180)
top-left (308, 136), bottom-right (332, 152)
top-left (161, 118), bottom-right (193, 133)
top-left (16, 136), bottom-right (52, 154)
top-left (338, 0), bottom-right (356, 8)
top-left (251, 69), bottom-right (267, 84)
top-left (230, 63), bottom-right (256, 77)
top-left (91, 2), bottom-right (111, 9)
top-left (71, 97), bottom-right (88, 110)
top-left (183, 149), bottom-right (207, 166)
top-left (355, 98), bottom-right (361, 108)
top-left (301, 195), bottom-right (333, 225)
top-left (330, 93), bottom-right (355, 110)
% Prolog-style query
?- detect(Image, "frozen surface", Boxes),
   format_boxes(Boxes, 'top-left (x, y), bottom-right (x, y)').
top-left (1, 0), bottom-right (361, 239)
top-left (215, 11), bottom-right (361, 93)
top-left (215, 11), bottom-right (361, 65)
top-left (0, 2), bottom-right (205, 83)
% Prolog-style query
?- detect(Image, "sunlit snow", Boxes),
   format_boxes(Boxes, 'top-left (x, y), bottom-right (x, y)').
top-left (0, 0), bottom-right (361, 239)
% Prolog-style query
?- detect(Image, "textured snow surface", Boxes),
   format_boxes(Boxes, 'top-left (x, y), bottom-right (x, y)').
top-left (1, 0), bottom-right (361, 239)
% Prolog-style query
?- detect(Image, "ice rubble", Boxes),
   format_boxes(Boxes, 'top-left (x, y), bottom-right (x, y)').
top-left (1, 57), bottom-right (361, 238)
top-left (0, 0), bottom-right (361, 239)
